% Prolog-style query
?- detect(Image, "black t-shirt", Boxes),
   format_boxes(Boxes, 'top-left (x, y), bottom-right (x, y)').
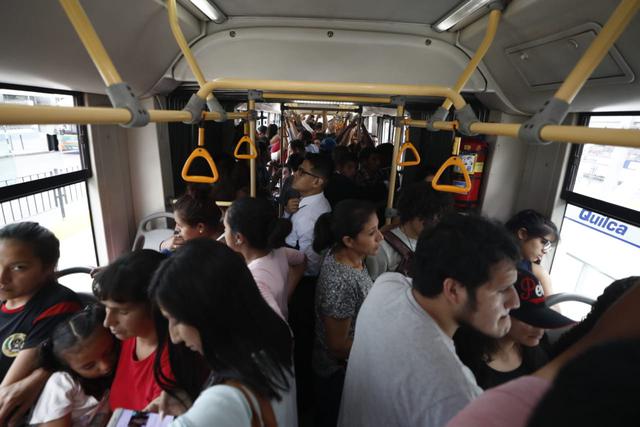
top-left (472, 345), bottom-right (549, 390)
top-left (0, 282), bottom-right (81, 380)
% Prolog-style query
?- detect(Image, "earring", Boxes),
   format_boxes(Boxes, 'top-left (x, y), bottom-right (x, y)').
top-left (199, 230), bottom-right (203, 235)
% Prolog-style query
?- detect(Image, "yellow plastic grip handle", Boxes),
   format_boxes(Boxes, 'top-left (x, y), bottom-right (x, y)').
top-left (431, 156), bottom-right (472, 194)
top-left (181, 127), bottom-right (220, 184)
top-left (233, 135), bottom-right (258, 159)
top-left (397, 142), bottom-right (421, 167)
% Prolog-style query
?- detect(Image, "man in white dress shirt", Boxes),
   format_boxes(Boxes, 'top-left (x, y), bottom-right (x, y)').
top-left (284, 153), bottom-right (332, 413)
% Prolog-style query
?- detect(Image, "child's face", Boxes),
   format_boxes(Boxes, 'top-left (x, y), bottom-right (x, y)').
top-left (62, 327), bottom-right (117, 379)
top-left (0, 239), bottom-right (53, 305)
top-left (102, 300), bottom-right (154, 341)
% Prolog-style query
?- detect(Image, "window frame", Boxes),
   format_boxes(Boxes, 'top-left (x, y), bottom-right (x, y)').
top-left (0, 83), bottom-right (93, 204)
top-left (561, 111), bottom-right (640, 228)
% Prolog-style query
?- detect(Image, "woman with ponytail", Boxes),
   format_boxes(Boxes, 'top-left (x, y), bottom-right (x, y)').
top-left (161, 184), bottom-right (223, 251)
top-left (29, 305), bottom-right (118, 426)
top-left (225, 197), bottom-right (306, 320)
top-left (312, 199), bottom-right (382, 427)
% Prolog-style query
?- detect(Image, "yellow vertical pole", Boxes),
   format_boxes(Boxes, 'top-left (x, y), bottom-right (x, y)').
top-left (386, 104), bottom-right (405, 225)
top-left (248, 99), bottom-right (257, 197)
top-left (554, 0), bottom-right (640, 103)
top-left (58, 0), bottom-right (122, 86)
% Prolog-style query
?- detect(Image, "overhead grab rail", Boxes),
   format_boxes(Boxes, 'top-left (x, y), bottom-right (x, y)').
top-left (397, 128), bottom-right (421, 167)
top-left (430, 3), bottom-right (503, 129)
top-left (58, 0), bottom-right (149, 127)
top-left (168, 0), bottom-right (226, 122)
top-left (234, 135), bottom-right (258, 159)
top-left (181, 123), bottom-right (219, 184)
top-left (432, 134), bottom-right (472, 195)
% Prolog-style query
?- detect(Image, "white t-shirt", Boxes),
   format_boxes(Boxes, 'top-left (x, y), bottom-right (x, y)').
top-left (338, 273), bottom-right (482, 427)
top-left (365, 227), bottom-right (417, 281)
top-left (248, 247), bottom-right (305, 320)
top-left (171, 378), bottom-right (298, 427)
top-left (29, 371), bottom-right (110, 426)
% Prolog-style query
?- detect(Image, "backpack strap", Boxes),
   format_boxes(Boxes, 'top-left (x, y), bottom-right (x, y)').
top-left (382, 228), bottom-right (414, 276)
top-left (225, 380), bottom-right (278, 427)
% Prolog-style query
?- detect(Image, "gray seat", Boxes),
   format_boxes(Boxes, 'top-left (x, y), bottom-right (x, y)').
top-left (56, 267), bottom-right (96, 305)
top-left (132, 211), bottom-right (176, 251)
top-left (545, 293), bottom-right (596, 344)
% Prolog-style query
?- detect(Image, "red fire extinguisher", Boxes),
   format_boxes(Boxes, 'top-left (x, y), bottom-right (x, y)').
top-left (452, 138), bottom-right (489, 209)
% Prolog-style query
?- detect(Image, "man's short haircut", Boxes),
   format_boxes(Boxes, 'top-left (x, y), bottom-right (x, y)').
top-left (333, 146), bottom-right (357, 168)
top-left (412, 213), bottom-right (519, 298)
top-left (289, 139), bottom-right (305, 153)
top-left (305, 153), bottom-right (334, 180)
top-left (397, 182), bottom-right (454, 224)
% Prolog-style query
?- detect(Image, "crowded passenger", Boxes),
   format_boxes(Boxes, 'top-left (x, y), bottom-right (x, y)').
top-left (338, 214), bottom-right (520, 427)
top-left (505, 210), bottom-right (559, 295)
top-left (0, 222), bottom-right (81, 425)
top-left (225, 197), bottom-right (306, 320)
top-left (29, 304), bottom-right (117, 426)
top-left (160, 184), bottom-right (223, 252)
top-left (445, 277), bottom-right (640, 427)
top-left (366, 181), bottom-right (453, 280)
top-left (149, 239), bottom-right (297, 426)
top-left (324, 147), bottom-right (359, 208)
top-left (92, 250), bottom-right (204, 412)
top-left (454, 268), bottom-right (574, 389)
top-left (312, 199), bottom-right (382, 427)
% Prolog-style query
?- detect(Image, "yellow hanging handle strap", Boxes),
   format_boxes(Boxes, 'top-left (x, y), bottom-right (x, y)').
top-left (397, 127), bottom-right (421, 167)
top-left (432, 135), bottom-right (471, 194)
top-left (181, 125), bottom-right (220, 184)
top-left (234, 135), bottom-right (258, 160)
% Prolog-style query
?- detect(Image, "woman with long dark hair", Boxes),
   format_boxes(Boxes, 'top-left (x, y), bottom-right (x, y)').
top-left (150, 239), bottom-right (297, 426)
top-left (225, 197), bottom-right (305, 320)
top-left (312, 199), bottom-right (382, 427)
top-left (505, 210), bottom-right (559, 295)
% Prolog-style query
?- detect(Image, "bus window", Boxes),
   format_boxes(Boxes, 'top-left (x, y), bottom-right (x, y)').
top-left (551, 114), bottom-right (640, 319)
top-left (0, 86), bottom-right (96, 292)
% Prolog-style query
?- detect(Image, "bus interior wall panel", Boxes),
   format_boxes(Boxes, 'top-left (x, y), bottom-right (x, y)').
top-left (459, 0), bottom-right (640, 114)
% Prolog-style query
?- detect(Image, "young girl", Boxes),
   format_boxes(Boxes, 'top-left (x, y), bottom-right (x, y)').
top-left (312, 199), bottom-right (382, 427)
top-left (150, 239), bottom-right (297, 426)
top-left (0, 222), bottom-right (81, 425)
top-left (225, 197), bottom-right (305, 320)
top-left (161, 184), bottom-right (223, 252)
top-left (92, 250), bottom-right (204, 413)
top-left (29, 304), bottom-right (118, 426)
top-left (505, 209), bottom-right (559, 295)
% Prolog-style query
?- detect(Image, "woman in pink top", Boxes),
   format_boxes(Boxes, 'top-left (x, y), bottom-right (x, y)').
top-left (224, 197), bottom-right (306, 320)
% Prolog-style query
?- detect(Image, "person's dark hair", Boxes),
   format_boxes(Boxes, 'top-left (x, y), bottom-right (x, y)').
top-left (505, 209), bottom-right (559, 242)
top-left (413, 213), bottom-right (519, 298)
top-left (150, 239), bottom-right (292, 400)
top-left (285, 153), bottom-right (304, 172)
top-left (313, 199), bottom-right (376, 253)
top-left (358, 146), bottom-right (376, 162)
top-left (397, 182), bottom-right (454, 224)
top-left (527, 339), bottom-right (640, 427)
top-left (304, 153), bottom-right (333, 180)
top-left (375, 143), bottom-right (394, 169)
top-left (289, 139), bottom-right (305, 154)
top-left (173, 184), bottom-right (222, 228)
top-left (0, 221), bottom-right (60, 267)
top-left (258, 125), bottom-right (268, 135)
top-left (551, 276), bottom-right (640, 357)
top-left (226, 197), bottom-right (292, 251)
top-left (300, 130), bottom-right (313, 143)
top-left (267, 124), bottom-right (278, 140)
top-left (92, 249), bottom-right (166, 303)
top-left (39, 304), bottom-right (116, 399)
top-left (333, 146), bottom-right (357, 169)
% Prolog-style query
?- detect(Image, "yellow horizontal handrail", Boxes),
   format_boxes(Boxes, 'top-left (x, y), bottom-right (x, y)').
top-left (263, 93), bottom-right (391, 104)
top-left (181, 126), bottom-right (219, 184)
top-left (196, 78), bottom-right (469, 111)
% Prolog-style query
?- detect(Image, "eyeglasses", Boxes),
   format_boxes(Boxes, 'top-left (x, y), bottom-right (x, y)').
top-left (540, 238), bottom-right (554, 252)
top-left (295, 167), bottom-right (321, 179)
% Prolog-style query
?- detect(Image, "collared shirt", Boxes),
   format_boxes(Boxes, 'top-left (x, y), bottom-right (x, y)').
top-left (285, 192), bottom-right (331, 276)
